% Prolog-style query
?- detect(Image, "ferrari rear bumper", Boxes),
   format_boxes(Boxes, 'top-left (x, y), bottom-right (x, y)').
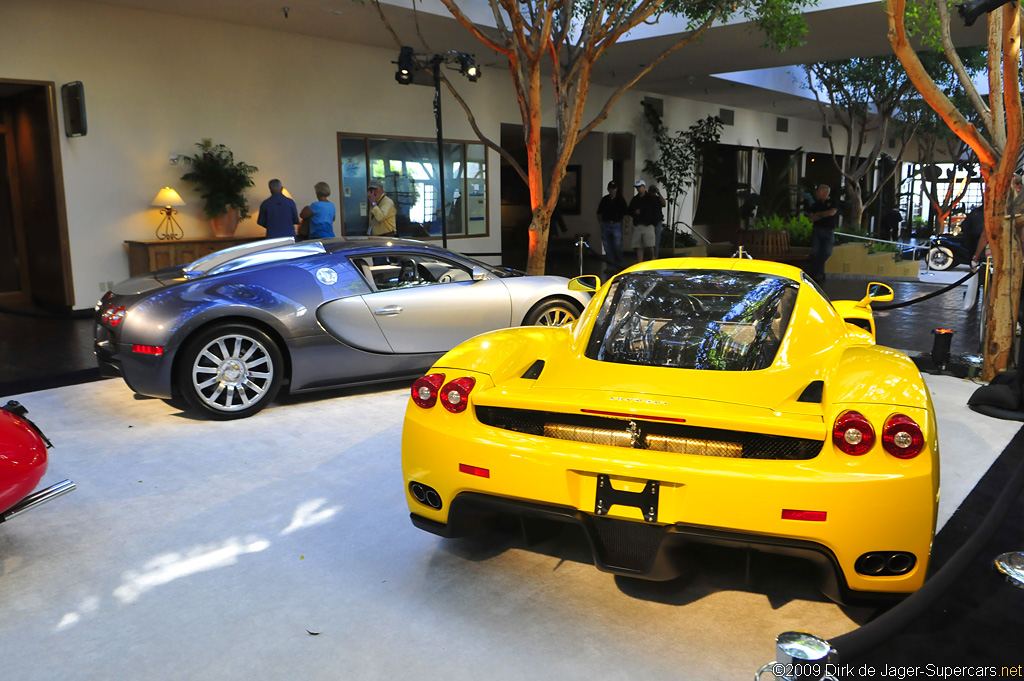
top-left (402, 385), bottom-right (938, 602)
top-left (410, 492), bottom-right (901, 606)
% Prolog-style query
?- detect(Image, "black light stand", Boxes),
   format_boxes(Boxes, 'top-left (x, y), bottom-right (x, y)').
top-left (432, 55), bottom-right (448, 249)
top-left (393, 47), bottom-right (480, 250)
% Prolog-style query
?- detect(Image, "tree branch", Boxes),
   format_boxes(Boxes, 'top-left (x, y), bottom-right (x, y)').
top-left (886, 0), bottom-right (997, 167)
top-left (435, 0), bottom-right (511, 54)
top-left (579, 5), bottom-right (721, 139)
top-left (988, 9), bottom-right (1007, 154)
top-left (936, 0), bottom-right (993, 139)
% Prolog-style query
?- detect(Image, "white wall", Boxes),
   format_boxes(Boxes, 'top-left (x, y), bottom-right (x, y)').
top-left (1, 0), bottom-right (507, 308)
top-left (2, 0), bottom-right (887, 309)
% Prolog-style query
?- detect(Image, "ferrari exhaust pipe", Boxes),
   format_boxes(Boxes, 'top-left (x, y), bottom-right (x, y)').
top-left (0, 480), bottom-right (76, 523)
top-left (408, 481), bottom-right (442, 509)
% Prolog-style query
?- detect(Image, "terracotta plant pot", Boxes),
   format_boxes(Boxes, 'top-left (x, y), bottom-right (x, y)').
top-left (210, 206), bottom-right (240, 237)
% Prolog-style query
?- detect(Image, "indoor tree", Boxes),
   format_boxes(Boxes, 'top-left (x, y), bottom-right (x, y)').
top-left (641, 103), bottom-right (723, 248)
top-left (374, 0), bottom-right (812, 274)
top-left (887, 0), bottom-right (1023, 379)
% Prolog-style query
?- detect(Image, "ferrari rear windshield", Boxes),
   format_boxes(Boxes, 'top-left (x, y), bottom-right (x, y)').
top-left (586, 270), bottom-right (798, 371)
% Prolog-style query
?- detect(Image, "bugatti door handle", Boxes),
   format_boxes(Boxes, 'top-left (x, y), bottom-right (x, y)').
top-left (374, 305), bottom-right (403, 316)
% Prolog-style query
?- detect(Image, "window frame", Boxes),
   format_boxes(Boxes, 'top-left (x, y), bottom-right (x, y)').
top-left (336, 132), bottom-right (489, 241)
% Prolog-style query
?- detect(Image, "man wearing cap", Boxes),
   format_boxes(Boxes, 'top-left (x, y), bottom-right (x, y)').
top-left (367, 180), bottom-right (397, 236)
top-left (596, 180), bottom-right (628, 273)
top-left (628, 179), bottom-right (657, 263)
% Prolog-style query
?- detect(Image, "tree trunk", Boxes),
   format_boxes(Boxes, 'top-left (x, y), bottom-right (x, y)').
top-left (527, 207), bottom-right (552, 276)
top-left (846, 188), bottom-right (864, 232)
top-left (981, 179), bottom-right (1020, 380)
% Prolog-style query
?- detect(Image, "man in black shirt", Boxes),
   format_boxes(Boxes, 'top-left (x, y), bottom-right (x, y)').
top-left (808, 184), bottom-right (840, 281)
top-left (597, 181), bottom-right (628, 273)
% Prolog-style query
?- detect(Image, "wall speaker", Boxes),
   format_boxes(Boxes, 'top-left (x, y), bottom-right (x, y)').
top-left (776, 117), bottom-right (789, 133)
top-left (719, 108), bottom-right (735, 126)
top-left (607, 132), bottom-right (634, 161)
top-left (61, 81), bottom-right (87, 137)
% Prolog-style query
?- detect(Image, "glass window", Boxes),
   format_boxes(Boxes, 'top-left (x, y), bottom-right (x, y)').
top-left (585, 270), bottom-right (798, 371)
top-left (340, 137), bottom-right (368, 237)
top-left (338, 134), bottom-right (488, 240)
top-left (351, 253), bottom-right (472, 291)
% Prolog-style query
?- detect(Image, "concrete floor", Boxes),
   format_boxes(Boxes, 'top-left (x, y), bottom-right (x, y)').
top-left (0, 373), bottom-right (1018, 681)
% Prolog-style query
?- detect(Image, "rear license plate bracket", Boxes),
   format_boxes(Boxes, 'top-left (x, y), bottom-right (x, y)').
top-left (594, 474), bottom-right (660, 522)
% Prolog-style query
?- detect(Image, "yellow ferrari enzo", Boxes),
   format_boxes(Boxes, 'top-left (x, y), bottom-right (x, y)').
top-left (401, 258), bottom-right (938, 604)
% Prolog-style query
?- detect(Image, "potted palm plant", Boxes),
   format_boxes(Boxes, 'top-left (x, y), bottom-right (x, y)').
top-left (180, 143), bottom-right (258, 237)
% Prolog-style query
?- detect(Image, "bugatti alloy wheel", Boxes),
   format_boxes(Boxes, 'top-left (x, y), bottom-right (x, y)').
top-left (524, 299), bottom-right (582, 326)
top-left (177, 323), bottom-right (283, 420)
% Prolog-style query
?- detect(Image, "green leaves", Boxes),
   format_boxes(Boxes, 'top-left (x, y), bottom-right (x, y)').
top-left (180, 143), bottom-right (259, 220)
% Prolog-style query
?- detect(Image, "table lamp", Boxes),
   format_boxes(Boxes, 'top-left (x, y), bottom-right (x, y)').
top-left (152, 186), bottom-right (186, 240)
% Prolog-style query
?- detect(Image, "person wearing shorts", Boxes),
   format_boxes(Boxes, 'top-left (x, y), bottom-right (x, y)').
top-left (628, 179), bottom-right (656, 263)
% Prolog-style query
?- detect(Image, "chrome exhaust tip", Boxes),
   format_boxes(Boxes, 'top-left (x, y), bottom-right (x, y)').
top-left (0, 480), bottom-right (76, 523)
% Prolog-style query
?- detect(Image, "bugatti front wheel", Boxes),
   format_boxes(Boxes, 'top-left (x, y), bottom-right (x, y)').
top-left (177, 323), bottom-right (283, 420)
top-left (523, 298), bottom-right (582, 326)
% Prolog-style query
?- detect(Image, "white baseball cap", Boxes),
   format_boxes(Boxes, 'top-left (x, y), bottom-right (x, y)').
top-left (635, 179), bottom-right (646, 187)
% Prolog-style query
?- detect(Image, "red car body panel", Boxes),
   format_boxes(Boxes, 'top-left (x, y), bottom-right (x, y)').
top-left (0, 408), bottom-right (49, 515)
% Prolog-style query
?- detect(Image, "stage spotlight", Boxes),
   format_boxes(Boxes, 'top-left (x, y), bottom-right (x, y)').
top-left (458, 53), bottom-right (479, 82)
top-left (956, 0), bottom-right (1015, 27)
top-left (395, 46), bottom-right (415, 85)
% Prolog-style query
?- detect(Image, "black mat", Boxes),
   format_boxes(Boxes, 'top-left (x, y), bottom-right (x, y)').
top-left (0, 368), bottom-right (103, 398)
top-left (848, 425), bottom-right (1024, 667)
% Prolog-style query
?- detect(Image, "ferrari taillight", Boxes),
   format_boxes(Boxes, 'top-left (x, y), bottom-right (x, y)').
top-left (100, 305), bottom-right (126, 327)
top-left (440, 377), bottom-right (476, 413)
top-left (882, 414), bottom-right (924, 459)
top-left (832, 410), bottom-right (875, 455)
top-left (411, 373), bottom-right (445, 409)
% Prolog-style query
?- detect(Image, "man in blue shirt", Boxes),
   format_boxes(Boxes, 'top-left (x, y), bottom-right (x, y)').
top-left (256, 178), bottom-right (299, 239)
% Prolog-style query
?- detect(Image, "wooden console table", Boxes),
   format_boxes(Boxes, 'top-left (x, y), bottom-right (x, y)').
top-left (125, 237), bottom-right (262, 277)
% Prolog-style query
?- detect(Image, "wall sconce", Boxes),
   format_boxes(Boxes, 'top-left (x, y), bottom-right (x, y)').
top-left (152, 186), bottom-right (186, 240)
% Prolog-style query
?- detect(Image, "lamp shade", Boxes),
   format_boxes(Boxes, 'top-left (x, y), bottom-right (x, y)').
top-left (152, 186), bottom-right (186, 208)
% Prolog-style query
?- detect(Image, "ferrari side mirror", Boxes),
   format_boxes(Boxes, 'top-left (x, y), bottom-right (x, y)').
top-left (858, 282), bottom-right (894, 307)
top-left (569, 275), bottom-right (601, 292)
top-left (471, 266), bottom-right (489, 282)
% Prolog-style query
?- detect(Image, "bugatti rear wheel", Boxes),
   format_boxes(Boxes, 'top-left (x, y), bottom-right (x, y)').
top-left (177, 323), bottom-right (283, 420)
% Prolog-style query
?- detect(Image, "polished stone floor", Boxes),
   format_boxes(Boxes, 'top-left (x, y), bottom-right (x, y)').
top-left (0, 262), bottom-right (1018, 678)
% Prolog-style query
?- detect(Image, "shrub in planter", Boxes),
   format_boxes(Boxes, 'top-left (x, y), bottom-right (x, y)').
top-left (181, 143), bottom-right (258, 235)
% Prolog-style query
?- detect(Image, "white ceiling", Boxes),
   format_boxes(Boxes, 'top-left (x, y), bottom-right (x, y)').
top-left (90, 0), bottom-right (989, 120)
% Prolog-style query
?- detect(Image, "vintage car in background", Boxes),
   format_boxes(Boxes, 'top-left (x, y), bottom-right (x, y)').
top-left (95, 237), bottom-right (590, 420)
top-left (1, 401), bottom-right (75, 524)
top-left (401, 258), bottom-right (938, 605)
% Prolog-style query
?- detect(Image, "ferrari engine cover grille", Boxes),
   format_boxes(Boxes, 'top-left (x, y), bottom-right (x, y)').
top-left (588, 516), bottom-right (664, 572)
top-left (475, 406), bottom-right (822, 460)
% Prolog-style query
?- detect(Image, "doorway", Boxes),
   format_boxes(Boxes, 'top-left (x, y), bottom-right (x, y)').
top-left (0, 80), bottom-right (73, 310)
